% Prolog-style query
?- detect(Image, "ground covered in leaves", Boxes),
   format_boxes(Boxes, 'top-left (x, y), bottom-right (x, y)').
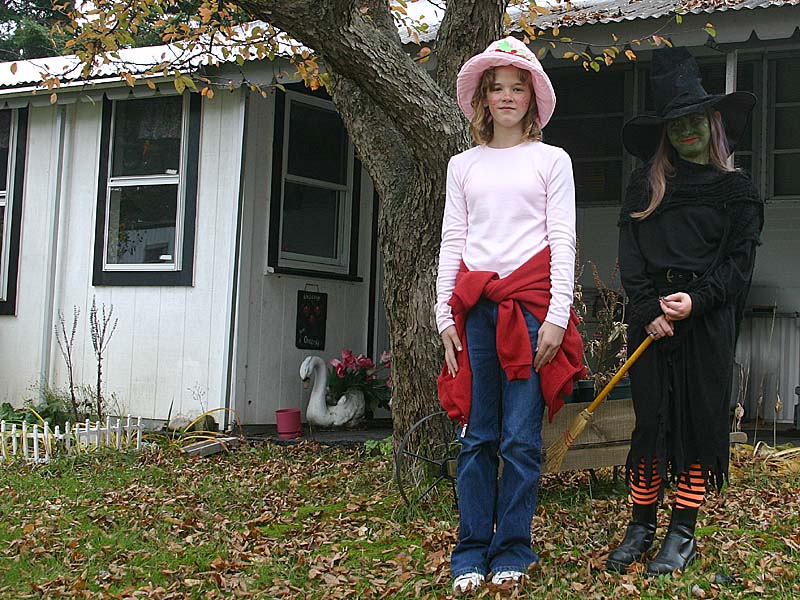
top-left (1, 440), bottom-right (798, 599)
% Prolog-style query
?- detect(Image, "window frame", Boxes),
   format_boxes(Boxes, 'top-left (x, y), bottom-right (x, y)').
top-left (268, 88), bottom-right (361, 280)
top-left (0, 108), bottom-right (28, 316)
top-left (93, 93), bottom-right (201, 287)
top-left (767, 55), bottom-right (800, 202)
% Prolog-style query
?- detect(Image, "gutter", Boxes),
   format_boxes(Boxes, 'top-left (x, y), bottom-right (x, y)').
top-left (40, 105), bottom-right (69, 387)
top-left (223, 90), bottom-right (250, 432)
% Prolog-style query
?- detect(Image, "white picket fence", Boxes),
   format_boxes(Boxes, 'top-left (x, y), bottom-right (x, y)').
top-left (0, 415), bottom-right (143, 463)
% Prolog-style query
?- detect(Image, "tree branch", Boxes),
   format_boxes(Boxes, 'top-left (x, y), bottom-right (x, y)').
top-left (329, 72), bottom-right (413, 205)
top-left (358, 0), bottom-right (400, 44)
top-left (237, 0), bottom-right (464, 164)
top-left (435, 0), bottom-right (507, 99)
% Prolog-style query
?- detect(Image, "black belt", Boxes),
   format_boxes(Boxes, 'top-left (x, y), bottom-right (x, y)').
top-left (653, 268), bottom-right (699, 287)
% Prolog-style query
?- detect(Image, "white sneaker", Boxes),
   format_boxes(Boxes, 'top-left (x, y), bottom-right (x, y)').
top-left (491, 570), bottom-right (525, 585)
top-left (453, 572), bottom-right (484, 595)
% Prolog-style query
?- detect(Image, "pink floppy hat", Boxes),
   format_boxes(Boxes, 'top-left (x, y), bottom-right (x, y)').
top-left (456, 36), bottom-right (557, 128)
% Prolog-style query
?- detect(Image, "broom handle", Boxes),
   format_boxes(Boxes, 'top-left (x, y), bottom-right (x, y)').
top-left (584, 334), bottom-right (654, 416)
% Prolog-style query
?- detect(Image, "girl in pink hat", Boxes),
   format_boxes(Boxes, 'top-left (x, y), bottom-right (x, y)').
top-left (435, 36), bottom-right (584, 594)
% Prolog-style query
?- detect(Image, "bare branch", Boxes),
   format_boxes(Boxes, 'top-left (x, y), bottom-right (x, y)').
top-left (90, 295), bottom-right (118, 420)
top-left (55, 306), bottom-right (81, 422)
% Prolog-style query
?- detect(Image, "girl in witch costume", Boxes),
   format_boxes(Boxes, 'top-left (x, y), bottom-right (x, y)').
top-left (607, 47), bottom-right (763, 575)
top-left (436, 37), bottom-right (584, 595)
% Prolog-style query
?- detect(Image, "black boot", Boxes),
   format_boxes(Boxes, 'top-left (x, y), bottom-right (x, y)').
top-left (647, 507), bottom-right (698, 575)
top-left (606, 503), bottom-right (657, 573)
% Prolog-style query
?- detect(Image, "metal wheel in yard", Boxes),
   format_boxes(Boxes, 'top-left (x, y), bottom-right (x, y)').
top-left (394, 410), bottom-right (460, 507)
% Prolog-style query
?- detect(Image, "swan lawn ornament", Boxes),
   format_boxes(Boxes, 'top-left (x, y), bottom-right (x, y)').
top-left (300, 356), bottom-right (365, 428)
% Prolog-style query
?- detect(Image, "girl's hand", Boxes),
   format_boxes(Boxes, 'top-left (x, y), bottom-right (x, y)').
top-left (645, 314), bottom-right (674, 339)
top-left (660, 292), bottom-right (693, 321)
top-left (534, 321), bottom-right (566, 372)
top-left (440, 325), bottom-right (462, 377)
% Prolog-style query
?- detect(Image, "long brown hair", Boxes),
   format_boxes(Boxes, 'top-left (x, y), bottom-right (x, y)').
top-left (632, 109), bottom-right (732, 220)
top-left (469, 67), bottom-right (543, 145)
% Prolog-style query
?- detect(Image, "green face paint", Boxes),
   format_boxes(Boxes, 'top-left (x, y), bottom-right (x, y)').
top-left (666, 111), bottom-right (711, 164)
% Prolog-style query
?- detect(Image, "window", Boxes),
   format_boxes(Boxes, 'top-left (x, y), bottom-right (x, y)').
top-left (545, 68), bottom-right (628, 206)
top-left (93, 93), bottom-right (200, 286)
top-left (769, 58), bottom-right (800, 200)
top-left (0, 108), bottom-right (28, 315)
top-left (269, 89), bottom-right (360, 278)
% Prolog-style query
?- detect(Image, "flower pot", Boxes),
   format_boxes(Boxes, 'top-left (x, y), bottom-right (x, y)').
top-left (275, 408), bottom-right (302, 439)
top-left (568, 379), bottom-right (596, 404)
top-left (607, 377), bottom-right (631, 401)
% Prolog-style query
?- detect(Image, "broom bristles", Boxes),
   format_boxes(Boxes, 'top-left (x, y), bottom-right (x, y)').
top-left (544, 409), bottom-right (592, 473)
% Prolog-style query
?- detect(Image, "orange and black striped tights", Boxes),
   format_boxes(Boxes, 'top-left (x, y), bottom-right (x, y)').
top-left (630, 459), bottom-right (705, 509)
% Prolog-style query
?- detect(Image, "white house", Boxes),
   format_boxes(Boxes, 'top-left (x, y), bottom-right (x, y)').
top-left (0, 0), bottom-right (798, 429)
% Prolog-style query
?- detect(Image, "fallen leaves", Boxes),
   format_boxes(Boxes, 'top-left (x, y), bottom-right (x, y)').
top-left (0, 441), bottom-right (798, 599)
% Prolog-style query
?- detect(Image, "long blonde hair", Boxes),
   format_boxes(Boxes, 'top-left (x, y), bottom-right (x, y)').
top-left (632, 109), bottom-right (732, 220)
top-left (469, 67), bottom-right (543, 145)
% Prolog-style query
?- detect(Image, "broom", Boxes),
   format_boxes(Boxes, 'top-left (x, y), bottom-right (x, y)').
top-left (544, 333), bottom-right (655, 473)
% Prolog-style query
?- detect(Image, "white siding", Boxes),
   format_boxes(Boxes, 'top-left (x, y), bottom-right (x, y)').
top-left (0, 90), bottom-right (246, 423)
top-left (737, 315), bottom-right (800, 424)
top-left (748, 204), bottom-right (800, 313)
top-left (234, 89), bottom-right (376, 424)
top-left (0, 106), bottom-right (61, 403)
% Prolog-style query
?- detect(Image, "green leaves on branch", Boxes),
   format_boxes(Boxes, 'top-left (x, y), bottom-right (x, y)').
top-left (172, 73), bottom-right (196, 94)
top-left (547, 15), bottom-right (715, 73)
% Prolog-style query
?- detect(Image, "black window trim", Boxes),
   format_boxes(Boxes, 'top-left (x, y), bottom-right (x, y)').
top-left (268, 86), bottom-right (362, 281)
top-left (92, 92), bottom-right (201, 286)
top-left (767, 55), bottom-right (800, 201)
top-left (0, 107), bottom-right (28, 316)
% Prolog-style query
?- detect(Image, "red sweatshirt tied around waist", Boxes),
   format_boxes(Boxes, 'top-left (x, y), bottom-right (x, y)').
top-left (437, 246), bottom-right (585, 425)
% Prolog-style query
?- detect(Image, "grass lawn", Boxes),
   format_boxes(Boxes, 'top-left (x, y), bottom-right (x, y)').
top-left (1, 440), bottom-right (798, 599)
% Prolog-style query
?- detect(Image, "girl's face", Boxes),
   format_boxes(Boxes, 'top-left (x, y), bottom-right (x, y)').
top-left (666, 111), bottom-right (711, 164)
top-left (485, 66), bottom-right (533, 134)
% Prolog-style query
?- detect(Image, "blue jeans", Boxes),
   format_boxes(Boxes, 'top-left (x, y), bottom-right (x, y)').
top-left (451, 298), bottom-right (544, 578)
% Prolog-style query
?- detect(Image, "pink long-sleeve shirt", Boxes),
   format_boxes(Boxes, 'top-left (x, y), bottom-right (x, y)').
top-left (435, 140), bottom-right (576, 333)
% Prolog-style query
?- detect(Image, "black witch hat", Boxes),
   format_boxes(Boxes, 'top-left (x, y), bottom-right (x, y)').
top-left (622, 46), bottom-right (756, 160)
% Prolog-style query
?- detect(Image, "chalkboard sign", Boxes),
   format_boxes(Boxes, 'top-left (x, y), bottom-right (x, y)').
top-left (295, 290), bottom-right (327, 350)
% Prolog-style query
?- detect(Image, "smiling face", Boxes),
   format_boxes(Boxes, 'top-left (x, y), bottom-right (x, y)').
top-left (666, 111), bottom-right (711, 164)
top-left (485, 65), bottom-right (533, 136)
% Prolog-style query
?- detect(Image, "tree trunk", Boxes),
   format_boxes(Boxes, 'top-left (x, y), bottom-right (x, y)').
top-left (237, 0), bottom-right (505, 446)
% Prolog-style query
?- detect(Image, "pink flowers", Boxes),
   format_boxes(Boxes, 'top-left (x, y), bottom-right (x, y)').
top-left (330, 350), bottom-right (376, 378)
top-left (327, 349), bottom-right (392, 409)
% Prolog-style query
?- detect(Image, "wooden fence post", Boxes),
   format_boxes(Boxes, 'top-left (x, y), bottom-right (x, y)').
top-left (32, 424), bottom-right (39, 462)
top-left (21, 422), bottom-right (28, 459)
top-left (115, 418), bottom-right (122, 449)
top-left (43, 422), bottom-right (51, 461)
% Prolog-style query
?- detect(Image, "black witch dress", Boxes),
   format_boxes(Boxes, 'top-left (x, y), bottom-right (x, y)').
top-left (618, 158), bottom-right (763, 493)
